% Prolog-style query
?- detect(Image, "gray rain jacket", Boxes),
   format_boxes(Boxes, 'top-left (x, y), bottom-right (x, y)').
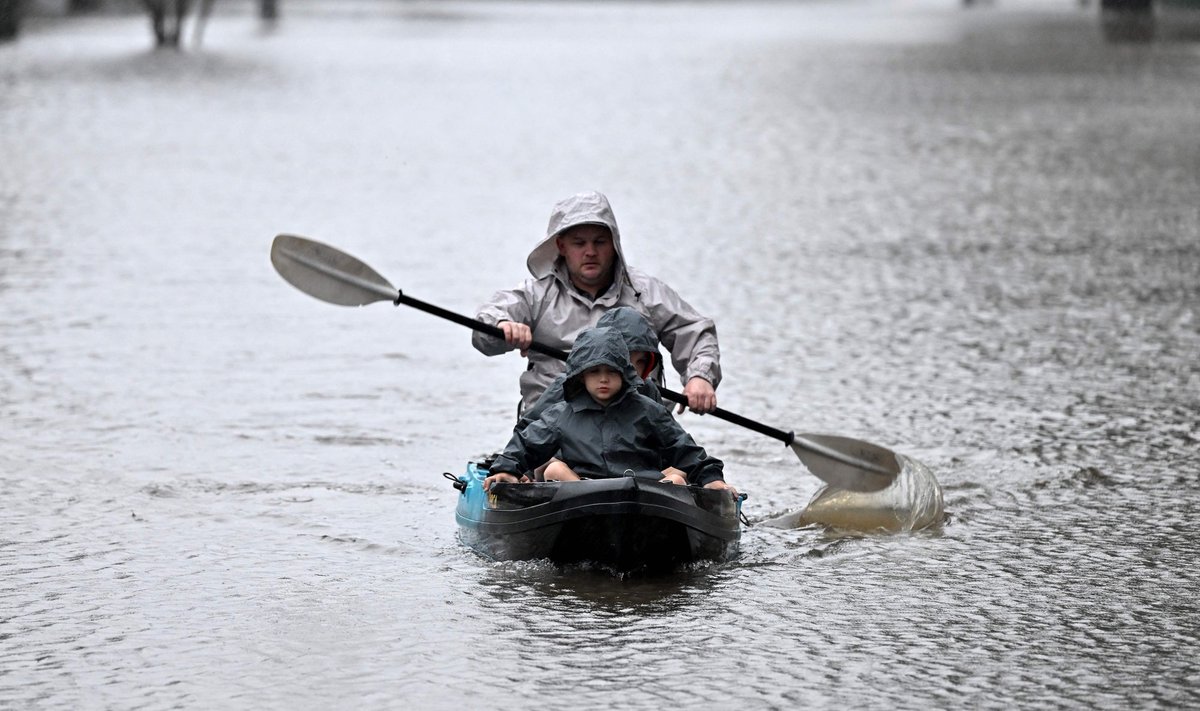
top-left (473, 191), bottom-right (721, 411)
top-left (490, 327), bottom-right (725, 486)
top-left (516, 306), bottom-right (664, 431)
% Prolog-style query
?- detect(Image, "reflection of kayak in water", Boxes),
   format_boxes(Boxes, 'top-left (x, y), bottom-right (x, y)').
top-left (448, 461), bottom-right (744, 574)
top-left (765, 455), bottom-right (944, 533)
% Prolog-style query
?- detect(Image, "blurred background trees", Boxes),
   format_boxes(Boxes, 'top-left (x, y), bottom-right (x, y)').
top-left (1, 0), bottom-right (279, 45)
top-left (1, 0), bottom-right (21, 40)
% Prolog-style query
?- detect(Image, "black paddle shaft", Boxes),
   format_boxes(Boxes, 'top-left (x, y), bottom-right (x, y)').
top-left (395, 289), bottom-right (796, 447)
top-left (392, 290), bottom-right (559, 354)
top-left (655, 390), bottom-right (795, 445)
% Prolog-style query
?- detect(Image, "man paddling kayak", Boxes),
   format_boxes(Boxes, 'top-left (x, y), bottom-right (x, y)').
top-left (472, 191), bottom-right (722, 415)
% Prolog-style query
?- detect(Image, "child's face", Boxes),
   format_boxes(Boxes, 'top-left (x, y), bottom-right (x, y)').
top-left (630, 351), bottom-right (655, 379)
top-left (583, 364), bottom-right (623, 405)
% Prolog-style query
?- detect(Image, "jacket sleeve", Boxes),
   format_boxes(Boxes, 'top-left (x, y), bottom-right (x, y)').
top-left (635, 273), bottom-right (722, 389)
top-left (637, 378), bottom-right (664, 408)
top-left (647, 406), bottom-right (725, 487)
top-left (472, 279), bottom-right (537, 356)
top-left (490, 405), bottom-right (565, 476)
top-left (516, 375), bottom-right (567, 431)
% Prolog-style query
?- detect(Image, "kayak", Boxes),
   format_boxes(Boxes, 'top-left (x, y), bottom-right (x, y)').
top-left (447, 460), bottom-right (744, 574)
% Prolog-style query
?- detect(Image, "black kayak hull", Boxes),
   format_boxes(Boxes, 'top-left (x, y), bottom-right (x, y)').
top-left (452, 462), bottom-right (742, 573)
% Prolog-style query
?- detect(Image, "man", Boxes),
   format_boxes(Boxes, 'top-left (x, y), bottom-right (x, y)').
top-left (472, 191), bottom-right (721, 415)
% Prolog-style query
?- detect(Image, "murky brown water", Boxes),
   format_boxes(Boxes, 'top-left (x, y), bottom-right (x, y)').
top-left (3, 1), bottom-right (1199, 708)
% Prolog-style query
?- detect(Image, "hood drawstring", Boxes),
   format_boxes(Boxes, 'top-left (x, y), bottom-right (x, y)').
top-left (624, 270), bottom-right (641, 301)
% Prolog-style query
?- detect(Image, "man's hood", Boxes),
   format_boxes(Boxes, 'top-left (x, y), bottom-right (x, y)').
top-left (595, 306), bottom-right (659, 355)
top-left (562, 326), bottom-right (640, 398)
top-left (526, 191), bottom-right (629, 280)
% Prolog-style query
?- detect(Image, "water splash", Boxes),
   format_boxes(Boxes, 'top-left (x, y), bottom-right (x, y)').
top-left (767, 455), bottom-right (946, 533)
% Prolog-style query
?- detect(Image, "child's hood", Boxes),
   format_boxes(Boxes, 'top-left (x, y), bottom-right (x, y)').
top-left (562, 326), bottom-right (641, 394)
top-left (595, 306), bottom-right (659, 354)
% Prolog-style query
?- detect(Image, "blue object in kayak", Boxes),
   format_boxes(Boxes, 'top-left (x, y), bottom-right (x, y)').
top-left (448, 461), bottom-right (743, 573)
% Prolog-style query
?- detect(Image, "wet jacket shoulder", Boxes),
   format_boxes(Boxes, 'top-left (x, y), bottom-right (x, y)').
top-left (628, 392), bottom-right (725, 487)
top-left (623, 266), bottom-right (721, 389)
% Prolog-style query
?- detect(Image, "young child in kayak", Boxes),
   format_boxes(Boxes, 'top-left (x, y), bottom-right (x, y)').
top-left (512, 306), bottom-right (676, 483)
top-left (483, 326), bottom-right (735, 497)
top-left (516, 306), bottom-right (664, 429)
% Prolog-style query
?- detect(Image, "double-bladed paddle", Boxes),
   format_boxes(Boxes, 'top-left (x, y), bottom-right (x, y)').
top-left (270, 233), bottom-right (901, 492)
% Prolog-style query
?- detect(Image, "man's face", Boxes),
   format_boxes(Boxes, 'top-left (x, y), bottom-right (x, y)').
top-left (555, 224), bottom-right (616, 294)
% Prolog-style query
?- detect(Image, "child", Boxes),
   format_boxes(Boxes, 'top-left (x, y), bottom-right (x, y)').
top-left (516, 306), bottom-right (663, 430)
top-left (483, 327), bottom-right (735, 497)
top-left (510, 306), bottom-right (671, 482)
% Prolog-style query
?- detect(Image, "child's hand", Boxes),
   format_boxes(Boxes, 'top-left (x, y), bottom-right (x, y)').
top-left (483, 472), bottom-right (522, 490)
top-left (703, 480), bottom-right (739, 499)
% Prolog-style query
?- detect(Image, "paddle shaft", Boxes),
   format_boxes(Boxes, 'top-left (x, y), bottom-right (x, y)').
top-left (656, 390), bottom-right (795, 444)
top-left (271, 233), bottom-right (899, 486)
top-left (393, 290), bottom-right (797, 445)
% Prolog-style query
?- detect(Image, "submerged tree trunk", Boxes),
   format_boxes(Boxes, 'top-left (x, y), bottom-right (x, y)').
top-left (0, 0), bottom-right (20, 42)
top-left (192, 0), bottom-right (215, 46)
top-left (67, 0), bottom-right (102, 13)
top-left (142, 0), bottom-right (192, 48)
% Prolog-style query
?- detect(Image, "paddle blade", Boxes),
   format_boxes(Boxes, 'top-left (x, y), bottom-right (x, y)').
top-left (271, 234), bottom-right (398, 307)
top-left (790, 433), bottom-right (901, 493)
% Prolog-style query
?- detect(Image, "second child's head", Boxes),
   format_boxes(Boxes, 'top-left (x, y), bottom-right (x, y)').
top-left (630, 351), bottom-right (657, 380)
top-left (595, 307), bottom-right (661, 382)
top-left (582, 364), bottom-right (624, 406)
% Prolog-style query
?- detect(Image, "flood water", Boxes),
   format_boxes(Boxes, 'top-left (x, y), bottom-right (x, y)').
top-left (3, 0), bottom-right (1199, 707)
